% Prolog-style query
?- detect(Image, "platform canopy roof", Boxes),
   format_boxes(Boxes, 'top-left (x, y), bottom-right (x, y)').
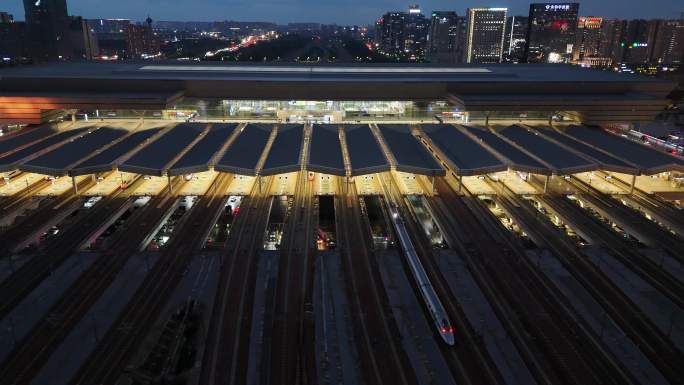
top-left (0, 125), bottom-right (57, 157)
top-left (168, 123), bottom-right (237, 176)
top-left (376, 124), bottom-right (444, 176)
top-left (533, 127), bottom-right (640, 175)
top-left (70, 126), bottom-right (163, 176)
top-left (21, 126), bottom-right (129, 176)
top-left (563, 125), bottom-right (684, 175)
top-left (119, 123), bottom-right (206, 176)
top-left (215, 123), bottom-right (273, 176)
top-left (344, 124), bottom-right (390, 176)
top-left (418, 124), bottom-right (506, 176)
top-left (459, 125), bottom-right (552, 175)
top-left (0, 126), bottom-right (91, 173)
top-left (307, 124), bottom-right (345, 176)
top-left (497, 125), bottom-right (597, 175)
top-left (260, 124), bottom-right (305, 176)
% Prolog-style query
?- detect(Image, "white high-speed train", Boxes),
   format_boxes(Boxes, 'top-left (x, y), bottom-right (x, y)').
top-left (387, 202), bottom-right (455, 346)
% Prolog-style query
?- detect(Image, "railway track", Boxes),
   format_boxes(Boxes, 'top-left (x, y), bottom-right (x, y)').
top-left (384, 173), bottom-right (503, 385)
top-left (623, 193), bottom-right (684, 234)
top-left (532, 179), bottom-right (684, 312)
top-left (597, 172), bottom-right (684, 233)
top-left (0, 175), bottom-right (52, 217)
top-left (0, 176), bottom-right (96, 256)
top-left (268, 170), bottom-right (317, 385)
top-left (71, 173), bottom-right (233, 385)
top-left (516, 190), bottom-right (684, 384)
top-left (568, 176), bottom-right (684, 265)
top-left (0, 175), bottom-right (134, 320)
top-left (433, 177), bottom-right (617, 385)
top-left (199, 175), bottom-right (275, 385)
top-left (334, 176), bottom-right (416, 385)
top-left (0, 176), bottom-right (184, 385)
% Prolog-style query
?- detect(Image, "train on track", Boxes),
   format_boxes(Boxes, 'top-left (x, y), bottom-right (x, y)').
top-left (387, 202), bottom-right (455, 345)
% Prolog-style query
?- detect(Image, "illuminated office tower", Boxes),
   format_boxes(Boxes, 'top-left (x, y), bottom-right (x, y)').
top-left (465, 8), bottom-right (507, 63)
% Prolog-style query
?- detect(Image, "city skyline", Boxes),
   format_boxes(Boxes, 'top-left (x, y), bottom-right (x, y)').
top-left (2, 0), bottom-right (684, 25)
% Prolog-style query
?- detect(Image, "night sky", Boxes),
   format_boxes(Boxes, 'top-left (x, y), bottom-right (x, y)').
top-left (3, 0), bottom-right (683, 25)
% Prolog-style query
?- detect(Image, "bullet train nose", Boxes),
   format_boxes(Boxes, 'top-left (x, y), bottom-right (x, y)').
top-left (442, 332), bottom-right (455, 346)
top-left (440, 327), bottom-right (455, 346)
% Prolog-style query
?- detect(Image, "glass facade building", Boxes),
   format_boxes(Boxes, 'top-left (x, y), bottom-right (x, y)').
top-left (525, 3), bottom-right (579, 63)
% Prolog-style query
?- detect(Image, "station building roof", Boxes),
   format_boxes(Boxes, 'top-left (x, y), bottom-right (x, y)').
top-left (168, 123), bottom-right (237, 176)
top-left (0, 62), bottom-right (668, 84)
top-left (376, 124), bottom-right (444, 176)
top-left (1, 63), bottom-right (674, 125)
top-left (0, 125), bottom-right (57, 157)
top-left (215, 123), bottom-right (273, 176)
top-left (0, 126), bottom-right (91, 172)
top-left (533, 127), bottom-right (640, 175)
top-left (497, 125), bottom-right (597, 175)
top-left (70, 126), bottom-right (163, 176)
top-left (21, 126), bottom-right (129, 176)
top-left (260, 124), bottom-right (305, 176)
top-left (459, 125), bottom-right (552, 175)
top-left (344, 124), bottom-right (390, 176)
top-left (418, 124), bottom-right (506, 176)
top-left (119, 123), bottom-right (206, 176)
top-left (563, 125), bottom-right (684, 174)
top-left (307, 124), bottom-right (345, 176)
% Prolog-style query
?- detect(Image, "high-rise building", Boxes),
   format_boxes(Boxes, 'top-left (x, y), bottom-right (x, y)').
top-left (375, 5), bottom-right (429, 60)
top-left (426, 11), bottom-right (460, 63)
top-left (620, 19), bottom-right (659, 64)
top-left (23, 0), bottom-right (71, 60)
top-left (573, 17), bottom-right (602, 61)
top-left (456, 16), bottom-right (468, 62)
top-left (68, 16), bottom-right (98, 60)
top-left (87, 19), bottom-right (131, 58)
top-left (600, 19), bottom-right (627, 64)
top-left (404, 5), bottom-right (430, 58)
top-left (22, 0), bottom-right (95, 61)
top-left (525, 3), bottom-right (579, 63)
top-left (503, 16), bottom-right (528, 62)
top-left (651, 20), bottom-right (684, 65)
top-left (376, 12), bottom-right (406, 55)
top-left (465, 8), bottom-right (507, 63)
top-left (0, 13), bottom-right (28, 60)
top-left (126, 17), bottom-right (160, 59)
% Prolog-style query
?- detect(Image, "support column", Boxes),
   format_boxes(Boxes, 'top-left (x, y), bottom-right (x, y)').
top-left (72, 176), bottom-right (79, 195)
top-left (458, 175), bottom-right (463, 193)
top-left (71, 113), bottom-right (76, 123)
top-left (544, 175), bottom-right (549, 194)
top-left (258, 175), bottom-right (262, 194)
top-left (485, 113), bottom-right (490, 128)
top-left (167, 174), bottom-right (172, 194)
top-left (389, 172), bottom-right (394, 195)
top-left (630, 174), bottom-right (636, 195)
top-left (431, 176), bottom-right (435, 195)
